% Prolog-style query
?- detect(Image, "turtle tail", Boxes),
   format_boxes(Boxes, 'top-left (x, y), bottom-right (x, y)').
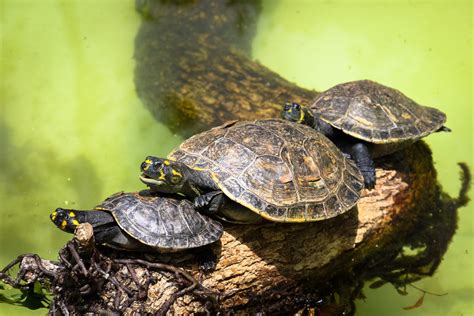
top-left (437, 126), bottom-right (451, 132)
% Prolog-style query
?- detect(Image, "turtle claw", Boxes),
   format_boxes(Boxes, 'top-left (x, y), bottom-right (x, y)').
top-left (194, 191), bottom-right (224, 213)
top-left (342, 152), bottom-right (352, 159)
top-left (194, 195), bottom-right (212, 209)
top-left (363, 171), bottom-right (376, 190)
top-left (199, 258), bottom-right (217, 272)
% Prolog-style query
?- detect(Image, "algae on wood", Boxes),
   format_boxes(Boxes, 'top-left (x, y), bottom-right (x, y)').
top-left (134, 0), bottom-right (316, 137)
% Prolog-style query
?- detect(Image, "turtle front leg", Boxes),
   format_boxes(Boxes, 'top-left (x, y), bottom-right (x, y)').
top-left (195, 245), bottom-right (219, 272)
top-left (350, 143), bottom-right (376, 189)
top-left (194, 191), bottom-right (225, 214)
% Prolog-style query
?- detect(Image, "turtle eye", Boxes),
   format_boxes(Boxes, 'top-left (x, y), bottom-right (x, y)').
top-left (140, 161), bottom-right (148, 171)
top-left (283, 102), bottom-right (292, 111)
top-left (292, 102), bottom-right (301, 110)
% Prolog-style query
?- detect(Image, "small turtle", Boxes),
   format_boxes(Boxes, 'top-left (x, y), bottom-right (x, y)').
top-left (281, 80), bottom-right (450, 188)
top-left (140, 119), bottom-right (364, 223)
top-left (50, 191), bottom-right (223, 253)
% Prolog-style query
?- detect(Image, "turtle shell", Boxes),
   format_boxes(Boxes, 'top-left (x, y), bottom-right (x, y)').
top-left (310, 80), bottom-right (447, 144)
top-left (169, 119), bottom-right (364, 222)
top-left (96, 192), bottom-right (223, 250)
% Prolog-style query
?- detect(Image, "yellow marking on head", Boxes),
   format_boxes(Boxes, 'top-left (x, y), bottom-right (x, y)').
top-left (61, 220), bottom-right (67, 230)
top-left (298, 107), bottom-right (305, 123)
top-left (72, 219), bottom-right (80, 226)
top-left (159, 169), bottom-right (166, 180)
top-left (164, 160), bottom-right (170, 165)
top-left (143, 159), bottom-right (153, 171)
top-left (51, 211), bottom-right (57, 221)
top-left (69, 211), bottom-right (75, 217)
top-left (171, 169), bottom-right (182, 177)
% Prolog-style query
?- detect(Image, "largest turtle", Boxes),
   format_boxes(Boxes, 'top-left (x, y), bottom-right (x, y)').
top-left (140, 119), bottom-right (364, 223)
top-left (282, 80), bottom-right (450, 188)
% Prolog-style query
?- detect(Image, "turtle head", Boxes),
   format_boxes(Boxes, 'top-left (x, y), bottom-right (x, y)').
top-left (50, 208), bottom-right (81, 233)
top-left (140, 156), bottom-right (186, 193)
top-left (281, 102), bottom-right (315, 127)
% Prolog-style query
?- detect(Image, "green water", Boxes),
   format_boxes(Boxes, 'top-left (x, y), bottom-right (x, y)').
top-left (0, 0), bottom-right (471, 315)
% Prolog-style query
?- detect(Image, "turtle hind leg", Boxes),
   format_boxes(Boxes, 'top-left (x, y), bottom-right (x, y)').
top-left (351, 142), bottom-right (376, 189)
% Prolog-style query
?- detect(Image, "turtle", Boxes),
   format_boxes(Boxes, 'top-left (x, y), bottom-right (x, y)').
top-left (50, 191), bottom-right (223, 253)
top-left (139, 119), bottom-right (364, 223)
top-left (281, 80), bottom-right (450, 189)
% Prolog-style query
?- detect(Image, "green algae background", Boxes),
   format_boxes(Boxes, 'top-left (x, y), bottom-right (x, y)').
top-left (0, 0), bottom-right (472, 315)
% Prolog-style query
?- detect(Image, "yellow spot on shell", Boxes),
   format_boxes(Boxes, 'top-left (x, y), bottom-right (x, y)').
top-left (72, 219), bottom-right (80, 226)
top-left (164, 160), bottom-right (170, 165)
top-left (69, 211), bottom-right (75, 217)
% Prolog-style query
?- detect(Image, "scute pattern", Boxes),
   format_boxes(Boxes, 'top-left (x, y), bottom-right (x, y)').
top-left (96, 192), bottom-right (223, 250)
top-left (311, 80), bottom-right (446, 143)
top-left (168, 119), bottom-right (364, 222)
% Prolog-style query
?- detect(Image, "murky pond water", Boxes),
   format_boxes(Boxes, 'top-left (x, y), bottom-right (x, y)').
top-left (1, 0), bottom-right (471, 315)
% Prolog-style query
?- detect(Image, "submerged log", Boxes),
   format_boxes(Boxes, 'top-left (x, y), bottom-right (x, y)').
top-left (134, 0), bottom-right (316, 137)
